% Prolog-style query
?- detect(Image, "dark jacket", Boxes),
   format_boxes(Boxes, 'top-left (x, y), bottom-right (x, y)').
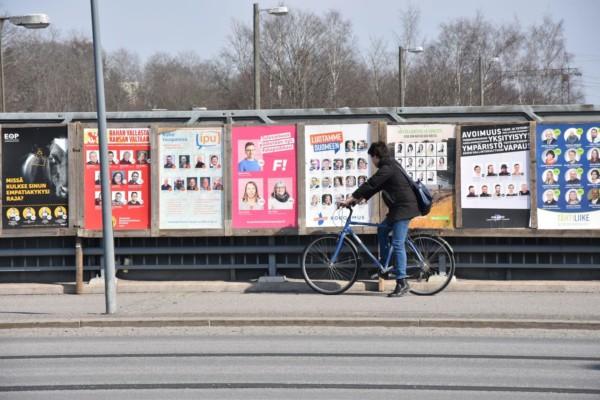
top-left (352, 157), bottom-right (420, 221)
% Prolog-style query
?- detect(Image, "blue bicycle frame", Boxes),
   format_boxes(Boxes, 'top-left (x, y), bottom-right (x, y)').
top-left (330, 207), bottom-right (422, 272)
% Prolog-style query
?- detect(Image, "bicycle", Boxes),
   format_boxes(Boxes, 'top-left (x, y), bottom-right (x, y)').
top-left (301, 205), bottom-right (455, 295)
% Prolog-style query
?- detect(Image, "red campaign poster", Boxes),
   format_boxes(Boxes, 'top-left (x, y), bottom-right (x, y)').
top-left (83, 128), bottom-right (151, 230)
top-left (232, 125), bottom-right (297, 229)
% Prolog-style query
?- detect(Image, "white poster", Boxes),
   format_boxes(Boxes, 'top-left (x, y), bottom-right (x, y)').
top-left (158, 128), bottom-right (223, 229)
top-left (304, 124), bottom-right (372, 227)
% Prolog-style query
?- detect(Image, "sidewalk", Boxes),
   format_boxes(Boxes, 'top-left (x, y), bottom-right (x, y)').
top-left (1, 279), bottom-right (600, 330)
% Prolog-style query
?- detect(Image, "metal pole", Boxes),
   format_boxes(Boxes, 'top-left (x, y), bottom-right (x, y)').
top-left (479, 55), bottom-right (484, 106)
top-left (75, 237), bottom-right (84, 294)
top-left (253, 3), bottom-right (261, 110)
top-left (398, 46), bottom-right (404, 107)
top-left (90, 0), bottom-right (117, 314)
top-left (0, 19), bottom-right (5, 113)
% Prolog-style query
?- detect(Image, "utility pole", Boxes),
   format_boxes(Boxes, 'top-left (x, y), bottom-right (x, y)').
top-left (90, 0), bottom-right (117, 314)
top-left (398, 46), bottom-right (404, 107)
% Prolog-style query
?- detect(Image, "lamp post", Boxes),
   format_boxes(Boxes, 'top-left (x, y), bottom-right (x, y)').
top-left (0, 13), bottom-right (50, 112)
top-left (90, 0), bottom-right (117, 314)
top-left (479, 55), bottom-right (500, 106)
top-left (398, 46), bottom-right (423, 107)
top-left (253, 3), bottom-right (288, 110)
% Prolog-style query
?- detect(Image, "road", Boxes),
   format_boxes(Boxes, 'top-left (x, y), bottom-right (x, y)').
top-left (1, 326), bottom-right (599, 399)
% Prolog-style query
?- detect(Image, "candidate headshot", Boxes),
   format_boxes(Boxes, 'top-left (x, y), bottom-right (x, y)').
top-left (179, 155), bottom-right (191, 169)
top-left (127, 191), bottom-right (142, 205)
top-left (269, 181), bottom-right (293, 210)
top-left (543, 190), bottom-right (557, 205)
top-left (128, 171), bottom-right (142, 185)
top-left (541, 129), bottom-right (557, 145)
top-left (87, 151), bottom-right (99, 165)
top-left (238, 142), bottom-right (261, 172)
top-left (120, 150), bottom-right (133, 165)
top-left (309, 159), bottom-right (320, 171)
top-left (345, 140), bottom-right (355, 152)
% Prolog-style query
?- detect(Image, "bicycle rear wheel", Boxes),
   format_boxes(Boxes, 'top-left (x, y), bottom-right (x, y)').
top-left (301, 235), bottom-right (360, 295)
top-left (406, 235), bottom-right (455, 295)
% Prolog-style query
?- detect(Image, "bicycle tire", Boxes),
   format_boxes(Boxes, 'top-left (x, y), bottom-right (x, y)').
top-left (301, 235), bottom-right (360, 295)
top-left (406, 235), bottom-right (455, 295)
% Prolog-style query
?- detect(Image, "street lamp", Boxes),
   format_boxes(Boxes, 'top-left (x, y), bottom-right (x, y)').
top-left (0, 13), bottom-right (50, 112)
top-left (479, 55), bottom-right (500, 106)
top-left (398, 46), bottom-right (423, 107)
top-left (254, 3), bottom-right (288, 110)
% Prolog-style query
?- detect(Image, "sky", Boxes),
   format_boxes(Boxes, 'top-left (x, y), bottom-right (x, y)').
top-left (3, 0), bottom-right (600, 104)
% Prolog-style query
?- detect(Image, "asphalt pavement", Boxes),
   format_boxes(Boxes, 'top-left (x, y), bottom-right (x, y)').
top-left (1, 278), bottom-right (600, 330)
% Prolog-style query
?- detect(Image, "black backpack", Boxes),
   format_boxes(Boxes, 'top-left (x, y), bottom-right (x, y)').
top-left (394, 160), bottom-right (433, 216)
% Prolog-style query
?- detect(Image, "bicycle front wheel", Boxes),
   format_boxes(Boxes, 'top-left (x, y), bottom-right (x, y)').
top-left (301, 235), bottom-right (360, 295)
top-left (406, 235), bottom-right (455, 295)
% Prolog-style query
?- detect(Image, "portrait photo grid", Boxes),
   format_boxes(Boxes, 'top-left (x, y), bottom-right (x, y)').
top-left (158, 128), bottom-right (223, 230)
top-left (536, 123), bottom-right (600, 229)
top-left (304, 125), bottom-right (371, 227)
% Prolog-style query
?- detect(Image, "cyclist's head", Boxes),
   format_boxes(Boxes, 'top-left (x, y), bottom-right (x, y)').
top-left (367, 142), bottom-right (390, 167)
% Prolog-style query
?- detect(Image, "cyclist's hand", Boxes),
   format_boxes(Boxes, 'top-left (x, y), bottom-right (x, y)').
top-left (339, 196), bottom-right (357, 209)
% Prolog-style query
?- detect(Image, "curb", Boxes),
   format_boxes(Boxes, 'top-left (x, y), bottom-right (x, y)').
top-left (1, 317), bottom-right (599, 330)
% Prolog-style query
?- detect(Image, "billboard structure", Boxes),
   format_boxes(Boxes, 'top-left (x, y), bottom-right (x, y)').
top-left (158, 127), bottom-right (224, 230)
top-left (2, 126), bottom-right (69, 229)
top-left (536, 123), bottom-right (600, 229)
top-left (460, 124), bottom-right (531, 228)
top-left (231, 125), bottom-right (297, 229)
top-left (387, 124), bottom-right (456, 229)
top-left (83, 128), bottom-right (151, 230)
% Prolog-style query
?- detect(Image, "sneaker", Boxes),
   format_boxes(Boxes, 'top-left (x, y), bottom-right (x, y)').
top-left (387, 278), bottom-right (410, 297)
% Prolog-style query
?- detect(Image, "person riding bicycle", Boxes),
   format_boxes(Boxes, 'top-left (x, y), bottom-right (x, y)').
top-left (341, 141), bottom-right (420, 297)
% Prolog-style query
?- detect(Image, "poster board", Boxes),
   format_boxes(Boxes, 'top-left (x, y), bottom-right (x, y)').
top-left (157, 127), bottom-right (224, 230)
top-left (387, 124), bottom-right (456, 229)
top-left (231, 125), bottom-right (297, 231)
top-left (1, 125), bottom-right (69, 230)
top-left (459, 123), bottom-right (532, 228)
top-left (536, 123), bottom-right (600, 229)
top-left (303, 124), bottom-right (373, 228)
top-left (82, 127), bottom-right (151, 230)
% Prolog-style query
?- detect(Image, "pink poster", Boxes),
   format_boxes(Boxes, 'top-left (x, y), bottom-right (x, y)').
top-left (232, 125), bottom-right (297, 229)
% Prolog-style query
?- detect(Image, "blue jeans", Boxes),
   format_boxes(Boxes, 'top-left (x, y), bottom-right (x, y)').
top-left (377, 217), bottom-right (410, 279)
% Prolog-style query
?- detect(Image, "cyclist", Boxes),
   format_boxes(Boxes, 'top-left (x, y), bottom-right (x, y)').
top-left (341, 141), bottom-right (420, 297)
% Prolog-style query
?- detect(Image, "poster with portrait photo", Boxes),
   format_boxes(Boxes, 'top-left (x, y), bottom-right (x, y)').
top-left (83, 127), bottom-right (150, 230)
top-left (387, 124), bottom-right (456, 229)
top-left (158, 127), bottom-right (223, 230)
top-left (232, 125), bottom-right (297, 229)
top-left (305, 124), bottom-right (372, 227)
top-left (536, 123), bottom-right (600, 229)
top-left (2, 125), bottom-right (69, 229)
top-left (460, 124), bottom-right (531, 228)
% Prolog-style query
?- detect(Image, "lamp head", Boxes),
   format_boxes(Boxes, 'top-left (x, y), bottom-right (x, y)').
top-left (267, 6), bottom-right (288, 15)
top-left (9, 14), bottom-right (50, 29)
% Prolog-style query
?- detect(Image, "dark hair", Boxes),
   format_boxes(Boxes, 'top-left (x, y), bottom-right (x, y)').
top-left (367, 142), bottom-right (390, 158)
top-left (245, 142), bottom-right (255, 149)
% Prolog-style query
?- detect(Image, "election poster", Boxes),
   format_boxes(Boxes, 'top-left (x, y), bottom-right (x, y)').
top-left (460, 124), bottom-right (531, 228)
top-left (387, 124), bottom-right (456, 229)
top-left (231, 125), bottom-right (297, 229)
top-left (2, 126), bottom-right (69, 229)
top-left (83, 128), bottom-right (150, 230)
top-left (536, 123), bottom-right (600, 229)
top-left (305, 124), bottom-right (372, 227)
top-left (158, 127), bottom-right (224, 229)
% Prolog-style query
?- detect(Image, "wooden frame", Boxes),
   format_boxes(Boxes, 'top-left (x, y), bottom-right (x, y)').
top-left (382, 121), bottom-right (459, 231)
top-left (0, 123), bottom-right (76, 238)
top-left (76, 122), bottom-right (153, 238)
top-left (152, 124), bottom-right (227, 237)
top-left (299, 121), bottom-right (380, 236)
top-left (229, 122), bottom-right (300, 237)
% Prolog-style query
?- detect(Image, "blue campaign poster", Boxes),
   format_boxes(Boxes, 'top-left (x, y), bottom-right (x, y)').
top-left (536, 123), bottom-right (600, 229)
